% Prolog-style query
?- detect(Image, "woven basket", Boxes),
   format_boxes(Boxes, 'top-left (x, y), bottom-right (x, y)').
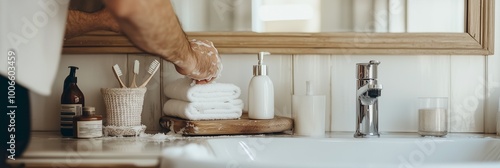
top-left (101, 88), bottom-right (147, 126)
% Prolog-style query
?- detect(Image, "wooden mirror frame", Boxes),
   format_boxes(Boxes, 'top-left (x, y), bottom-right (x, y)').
top-left (63, 0), bottom-right (494, 55)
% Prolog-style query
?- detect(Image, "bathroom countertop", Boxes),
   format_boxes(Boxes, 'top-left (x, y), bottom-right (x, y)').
top-left (7, 132), bottom-right (499, 168)
top-left (7, 132), bottom-right (167, 168)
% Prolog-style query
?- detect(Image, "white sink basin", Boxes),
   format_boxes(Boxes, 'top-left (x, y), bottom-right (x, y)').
top-left (161, 136), bottom-right (500, 168)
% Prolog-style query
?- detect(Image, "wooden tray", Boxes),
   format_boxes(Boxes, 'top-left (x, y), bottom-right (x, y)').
top-left (159, 113), bottom-right (293, 136)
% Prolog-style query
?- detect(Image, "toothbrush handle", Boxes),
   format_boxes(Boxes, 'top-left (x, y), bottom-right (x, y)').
top-left (139, 74), bottom-right (154, 88)
top-left (130, 74), bottom-right (137, 88)
top-left (139, 66), bottom-right (159, 88)
top-left (117, 77), bottom-right (127, 88)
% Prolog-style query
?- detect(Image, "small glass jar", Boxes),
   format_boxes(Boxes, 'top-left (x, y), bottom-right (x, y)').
top-left (73, 107), bottom-right (103, 138)
top-left (418, 97), bottom-right (448, 137)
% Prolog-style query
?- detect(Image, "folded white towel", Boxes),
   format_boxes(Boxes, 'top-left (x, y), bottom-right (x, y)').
top-left (164, 78), bottom-right (241, 102)
top-left (163, 99), bottom-right (244, 120)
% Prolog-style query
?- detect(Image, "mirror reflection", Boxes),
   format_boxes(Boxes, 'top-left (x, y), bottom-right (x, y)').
top-left (171, 0), bottom-right (464, 33)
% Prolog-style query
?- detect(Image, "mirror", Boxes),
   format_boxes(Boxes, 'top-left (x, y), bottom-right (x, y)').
top-left (172, 0), bottom-right (465, 33)
top-left (63, 0), bottom-right (494, 55)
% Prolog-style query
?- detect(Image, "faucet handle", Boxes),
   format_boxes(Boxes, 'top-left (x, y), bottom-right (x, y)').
top-left (369, 60), bottom-right (380, 65)
top-left (357, 60), bottom-right (380, 80)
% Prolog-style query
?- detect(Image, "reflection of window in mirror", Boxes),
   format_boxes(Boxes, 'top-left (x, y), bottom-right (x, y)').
top-left (407, 0), bottom-right (464, 32)
top-left (253, 0), bottom-right (321, 32)
top-left (171, 0), bottom-right (464, 33)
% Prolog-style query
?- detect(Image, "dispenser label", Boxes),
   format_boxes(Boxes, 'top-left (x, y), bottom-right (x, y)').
top-left (76, 120), bottom-right (103, 138)
top-left (60, 104), bottom-right (82, 128)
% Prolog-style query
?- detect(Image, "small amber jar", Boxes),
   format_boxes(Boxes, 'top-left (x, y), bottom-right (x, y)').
top-left (73, 107), bottom-right (103, 138)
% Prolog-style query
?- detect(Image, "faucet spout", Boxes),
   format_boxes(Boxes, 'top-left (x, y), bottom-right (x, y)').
top-left (357, 84), bottom-right (383, 105)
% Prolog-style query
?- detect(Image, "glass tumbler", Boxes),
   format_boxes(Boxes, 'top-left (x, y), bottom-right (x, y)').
top-left (418, 97), bottom-right (448, 137)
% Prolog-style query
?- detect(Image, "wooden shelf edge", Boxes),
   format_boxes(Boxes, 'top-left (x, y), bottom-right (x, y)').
top-left (62, 35), bottom-right (488, 55)
top-left (62, 47), bottom-right (491, 55)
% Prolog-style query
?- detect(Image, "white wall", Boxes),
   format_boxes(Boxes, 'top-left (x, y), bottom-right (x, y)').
top-left (30, 54), bottom-right (498, 134)
top-left (487, 2), bottom-right (500, 134)
top-left (30, 1), bottom-right (499, 134)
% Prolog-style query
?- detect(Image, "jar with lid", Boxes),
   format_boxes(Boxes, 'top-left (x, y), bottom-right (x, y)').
top-left (73, 107), bottom-right (102, 138)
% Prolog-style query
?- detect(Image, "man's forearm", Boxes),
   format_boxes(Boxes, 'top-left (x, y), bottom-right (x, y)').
top-left (65, 10), bottom-right (99, 39)
top-left (65, 9), bottom-right (119, 39)
top-left (104, 0), bottom-right (194, 67)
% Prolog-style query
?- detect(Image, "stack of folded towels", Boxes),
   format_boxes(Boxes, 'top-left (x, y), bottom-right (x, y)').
top-left (163, 78), bottom-right (243, 120)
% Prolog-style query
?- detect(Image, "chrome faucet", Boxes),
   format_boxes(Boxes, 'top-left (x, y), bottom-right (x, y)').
top-left (355, 60), bottom-right (383, 138)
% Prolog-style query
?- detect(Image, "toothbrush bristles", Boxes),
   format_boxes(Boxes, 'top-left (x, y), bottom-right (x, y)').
top-left (112, 64), bottom-right (126, 88)
top-left (138, 60), bottom-right (160, 88)
top-left (148, 60), bottom-right (160, 74)
top-left (113, 64), bottom-right (122, 76)
top-left (134, 60), bottom-right (140, 74)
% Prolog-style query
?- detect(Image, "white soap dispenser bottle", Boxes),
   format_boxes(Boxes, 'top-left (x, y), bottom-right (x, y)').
top-left (248, 52), bottom-right (274, 119)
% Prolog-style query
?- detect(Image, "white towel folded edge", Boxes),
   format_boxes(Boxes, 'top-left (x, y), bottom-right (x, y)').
top-left (163, 99), bottom-right (243, 120)
top-left (163, 78), bottom-right (241, 102)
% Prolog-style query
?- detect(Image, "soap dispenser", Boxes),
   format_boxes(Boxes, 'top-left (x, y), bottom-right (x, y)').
top-left (248, 52), bottom-right (274, 119)
top-left (60, 66), bottom-right (85, 137)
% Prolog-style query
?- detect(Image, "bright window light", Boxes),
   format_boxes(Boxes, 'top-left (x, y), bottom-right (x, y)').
top-left (258, 4), bottom-right (314, 21)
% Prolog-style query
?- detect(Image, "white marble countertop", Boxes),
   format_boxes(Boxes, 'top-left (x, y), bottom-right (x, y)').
top-left (7, 132), bottom-right (499, 167)
top-left (8, 132), bottom-right (169, 167)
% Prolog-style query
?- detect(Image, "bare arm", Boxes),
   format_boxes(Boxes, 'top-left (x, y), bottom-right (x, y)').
top-left (103, 0), bottom-right (221, 82)
top-left (65, 9), bottom-right (120, 39)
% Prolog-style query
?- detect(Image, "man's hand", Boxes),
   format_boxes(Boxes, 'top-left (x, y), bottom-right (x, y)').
top-left (104, 0), bottom-right (222, 84)
top-left (175, 39), bottom-right (222, 84)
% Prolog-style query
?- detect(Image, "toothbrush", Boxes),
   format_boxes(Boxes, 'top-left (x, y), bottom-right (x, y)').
top-left (112, 64), bottom-right (127, 88)
top-left (130, 60), bottom-right (139, 88)
top-left (139, 60), bottom-right (160, 88)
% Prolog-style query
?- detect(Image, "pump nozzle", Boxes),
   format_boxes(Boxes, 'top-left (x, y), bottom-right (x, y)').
top-left (68, 66), bottom-right (79, 75)
top-left (254, 52), bottom-right (271, 76)
top-left (67, 66), bottom-right (79, 83)
top-left (258, 52), bottom-right (270, 65)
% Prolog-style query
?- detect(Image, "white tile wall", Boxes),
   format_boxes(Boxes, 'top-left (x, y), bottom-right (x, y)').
top-left (450, 56), bottom-right (485, 132)
top-left (485, 54), bottom-right (499, 133)
top-left (31, 54), bottom-right (498, 134)
top-left (485, 1), bottom-right (500, 134)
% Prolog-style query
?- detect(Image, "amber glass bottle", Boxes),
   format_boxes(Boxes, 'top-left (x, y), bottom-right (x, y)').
top-left (60, 66), bottom-right (85, 137)
top-left (73, 107), bottom-right (102, 138)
